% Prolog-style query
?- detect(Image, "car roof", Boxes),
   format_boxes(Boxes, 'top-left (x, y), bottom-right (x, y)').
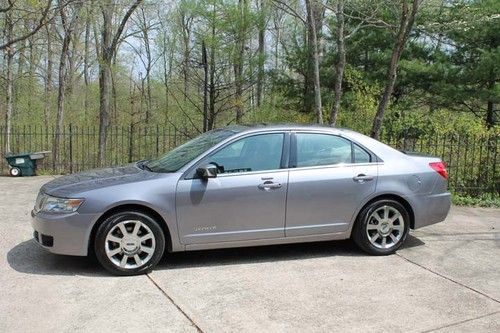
top-left (220, 123), bottom-right (406, 162)
top-left (225, 123), bottom-right (351, 135)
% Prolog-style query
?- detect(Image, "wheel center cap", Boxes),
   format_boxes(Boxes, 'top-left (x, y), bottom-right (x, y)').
top-left (121, 236), bottom-right (139, 253)
top-left (379, 222), bottom-right (390, 234)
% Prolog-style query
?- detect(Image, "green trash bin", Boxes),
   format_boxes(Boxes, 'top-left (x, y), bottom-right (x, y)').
top-left (4, 151), bottom-right (51, 177)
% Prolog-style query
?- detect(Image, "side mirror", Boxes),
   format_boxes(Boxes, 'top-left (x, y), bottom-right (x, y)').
top-left (196, 164), bottom-right (218, 179)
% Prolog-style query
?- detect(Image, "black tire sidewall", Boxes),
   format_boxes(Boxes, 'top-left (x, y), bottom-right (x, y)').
top-left (94, 211), bottom-right (165, 276)
top-left (353, 199), bottom-right (410, 255)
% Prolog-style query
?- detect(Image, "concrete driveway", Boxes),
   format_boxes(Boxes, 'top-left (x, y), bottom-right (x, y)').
top-left (0, 176), bottom-right (499, 332)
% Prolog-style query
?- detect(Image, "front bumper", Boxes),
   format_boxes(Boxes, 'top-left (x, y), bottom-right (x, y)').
top-left (31, 210), bottom-right (98, 256)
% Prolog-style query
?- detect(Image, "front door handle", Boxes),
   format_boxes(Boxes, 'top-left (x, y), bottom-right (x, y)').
top-left (258, 181), bottom-right (282, 191)
top-left (353, 174), bottom-right (374, 183)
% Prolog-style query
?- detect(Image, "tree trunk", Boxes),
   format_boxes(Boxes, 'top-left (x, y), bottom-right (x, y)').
top-left (305, 0), bottom-right (323, 124)
top-left (208, 20), bottom-right (216, 131)
top-left (99, 60), bottom-right (111, 163)
top-left (371, 0), bottom-right (419, 140)
top-left (111, 55), bottom-right (118, 122)
top-left (202, 40), bottom-right (209, 132)
top-left (53, 26), bottom-right (72, 170)
top-left (28, 35), bottom-right (35, 111)
top-left (98, 3), bottom-right (113, 164)
top-left (180, 10), bottom-right (191, 103)
top-left (97, 0), bottom-right (142, 164)
top-left (84, 5), bottom-right (91, 115)
top-left (329, 0), bottom-right (345, 126)
top-left (256, 0), bottom-right (265, 108)
top-left (66, 27), bottom-right (79, 96)
top-left (234, 0), bottom-right (247, 123)
top-left (3, 11), bottom-right (14, 153)
top-left (54, 0), bottom-right (82, 170)
top-left (161, 30), bottom-right (173, 125)
top-left (44, 24), bottom-right (53, 126)
top-left (140, 8), bottom-right (152, 123)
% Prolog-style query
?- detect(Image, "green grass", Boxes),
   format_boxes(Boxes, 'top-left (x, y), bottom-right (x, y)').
top-left (452, 193), bottom-right (500, 208)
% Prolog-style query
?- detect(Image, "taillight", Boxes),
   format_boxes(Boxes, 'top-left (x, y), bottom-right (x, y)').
top-left (429, 162), bottom-right (448, 179)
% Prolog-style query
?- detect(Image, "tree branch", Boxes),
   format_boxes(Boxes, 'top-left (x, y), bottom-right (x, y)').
top-left (0, 0), bottom-right (53, 50)
top-left (109, 0), bottom-right (143, 58)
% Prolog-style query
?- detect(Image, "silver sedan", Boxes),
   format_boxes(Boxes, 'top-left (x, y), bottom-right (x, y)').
top-left (31, 125), bottom-right (451, 275)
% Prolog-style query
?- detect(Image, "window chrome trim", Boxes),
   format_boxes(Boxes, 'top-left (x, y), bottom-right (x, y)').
top-left (288, 162), bottom-right (383, 173)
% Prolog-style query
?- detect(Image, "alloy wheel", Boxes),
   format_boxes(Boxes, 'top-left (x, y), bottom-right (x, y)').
top-left (104, 220), bottom-right (156, 269)
top-left (366, 205), bottom-right (405, 249)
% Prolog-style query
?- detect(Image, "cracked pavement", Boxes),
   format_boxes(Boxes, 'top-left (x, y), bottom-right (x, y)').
top-left (1, 176), bottom-right (498, 332)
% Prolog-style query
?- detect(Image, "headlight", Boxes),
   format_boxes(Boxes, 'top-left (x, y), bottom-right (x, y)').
top-left (40, 194), bottom-right (84, 213)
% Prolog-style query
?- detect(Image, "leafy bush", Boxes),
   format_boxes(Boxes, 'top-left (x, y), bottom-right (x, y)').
top-left (452, 193), bottom-right (500, 208)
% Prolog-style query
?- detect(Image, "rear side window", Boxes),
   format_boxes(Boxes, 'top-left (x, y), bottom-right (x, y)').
top-left (294, 133), bottom-right (371, 167)
top-left (353, 143), bottom-right (371, 163)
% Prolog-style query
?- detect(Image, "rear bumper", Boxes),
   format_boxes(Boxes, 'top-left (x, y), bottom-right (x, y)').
top-left (31, 210), bottom-right (98, 256)
top-left (408, 192), bottom-right (451, 229)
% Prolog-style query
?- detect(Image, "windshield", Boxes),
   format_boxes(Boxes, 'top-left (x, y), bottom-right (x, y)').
top-left (145, 129), bottom-right (236, 172)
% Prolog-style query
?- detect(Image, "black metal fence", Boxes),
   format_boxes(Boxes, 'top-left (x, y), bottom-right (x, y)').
top-left (384, 133), bottom-right (498, 195)
top-left (0, 125), bottom-right (195, 175)
top-left (0, 125), bottom-right (498, 195)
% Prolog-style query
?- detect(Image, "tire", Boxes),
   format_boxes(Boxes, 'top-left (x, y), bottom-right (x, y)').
top-left (10, 167), bottom-right (21, 177)
top-left (353, 199), bottom-right (410, 255)
top-left (94, 211), bottom-right (165, 276)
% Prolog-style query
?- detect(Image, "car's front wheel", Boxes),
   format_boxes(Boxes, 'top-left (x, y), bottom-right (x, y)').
top-left (353, 199), bottom-right (410, 255)
top-left (94, 211), bottom-right (165, 276)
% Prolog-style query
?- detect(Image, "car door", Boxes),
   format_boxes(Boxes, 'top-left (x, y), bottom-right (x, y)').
top-left (285, 132), bottom-right (378, 237)
top-left (176, 132), bottom-right (289, 244)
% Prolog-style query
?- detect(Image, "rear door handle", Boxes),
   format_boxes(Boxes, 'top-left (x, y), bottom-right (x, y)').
top-left (258, 181), bottom-right (282, 190)
top-left (353, 174), bottom-right (374, 182)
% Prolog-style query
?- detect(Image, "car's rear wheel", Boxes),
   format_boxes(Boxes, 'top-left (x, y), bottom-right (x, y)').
top-left (94, 211), bottom-right (165, 276)
top-left (353, 199), bottom-right (410, 255)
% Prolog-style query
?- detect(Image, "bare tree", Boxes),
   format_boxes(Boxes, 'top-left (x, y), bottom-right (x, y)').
top-left (159, 16), bottom-right (175, 125)
top-left (83, 3), bottom-right (92, 115)
top-left (132, 6), bottom-right (159, 124)
top-left (371, 0), bottom-right (421, 139)
top-left (305, 0), bottom-right (323, 124)
top-left (202, 39), bottom-right (209, 132)
top-left (329, 0), bottom-right (345, 126)
top-left (44, 23), bottom-right (54, 125)
top-left (0, 0), bottom-right (54, 51)
top-left (327, 0), bottom-right (381, 126)
top-left (3, 7), bottom-right (14, 153)
top-left (97, 0), bottom-right (143, 164)
top-left (53, 0), bottom-right (82, 169)
top-left (234, 0), bottom-right (248, 123)
top-left (256, 0), bottom-right (266, 108)
top-left (177, 2), bottom-right (194, 102)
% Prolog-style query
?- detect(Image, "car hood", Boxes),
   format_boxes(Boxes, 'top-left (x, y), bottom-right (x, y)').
top-left (41, 163), bottom-right (158, 197)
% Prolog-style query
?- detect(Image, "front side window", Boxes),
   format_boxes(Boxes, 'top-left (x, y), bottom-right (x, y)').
top-left (204, 133), bottom-right (284, 174)
top-left (146, 129), bottom-right (236, 172)
top-left (294, 133), bottom-right (371, 167)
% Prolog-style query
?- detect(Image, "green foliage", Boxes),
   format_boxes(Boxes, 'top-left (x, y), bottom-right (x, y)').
top-left (452, 193), bottom-right (500, 208)
top-left (335, 66), bottom-right (380, 134)
top-left (383, 108), bottom-right (494, 139)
